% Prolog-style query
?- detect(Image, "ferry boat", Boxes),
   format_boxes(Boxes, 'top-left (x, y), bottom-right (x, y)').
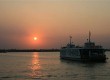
top-left (60, 32), bottom-right (107, 62)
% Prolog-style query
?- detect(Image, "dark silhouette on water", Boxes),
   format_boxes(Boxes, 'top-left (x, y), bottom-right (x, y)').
top-left (60, 32), bottom-right (110, 62)
top-left (0, 48), bottom-right (110, 53)
top-left (0, 49), bottom-right (60, 53)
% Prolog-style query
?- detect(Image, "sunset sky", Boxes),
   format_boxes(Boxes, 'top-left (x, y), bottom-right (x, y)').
top-left (0, 0), bottom-right (110, 49)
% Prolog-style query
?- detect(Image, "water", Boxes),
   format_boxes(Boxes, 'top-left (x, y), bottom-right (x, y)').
top-left (0, 52), bottom-right (110, 80)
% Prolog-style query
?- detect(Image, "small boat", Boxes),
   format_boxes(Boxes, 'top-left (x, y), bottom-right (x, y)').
top-left (60, 32), bottom-right (107, 62)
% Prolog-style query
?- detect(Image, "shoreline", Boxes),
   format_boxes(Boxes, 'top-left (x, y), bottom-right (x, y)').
top-left (0, 49), bottom-right (60, 53)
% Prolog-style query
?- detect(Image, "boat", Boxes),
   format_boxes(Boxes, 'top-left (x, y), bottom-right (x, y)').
top-left (60, 32), bottom-right (107, 62)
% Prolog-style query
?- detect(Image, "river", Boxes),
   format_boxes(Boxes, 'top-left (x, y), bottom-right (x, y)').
top-left (0, 52), bottom-right (110, 80)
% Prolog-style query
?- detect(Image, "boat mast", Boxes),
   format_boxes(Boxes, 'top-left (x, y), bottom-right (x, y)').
top-left (70, 36), bottom-right (72, 45)
top-left (89, 31), bottom-right (91, 43)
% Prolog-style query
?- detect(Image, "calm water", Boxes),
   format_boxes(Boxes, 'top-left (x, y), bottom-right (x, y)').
top-left (0, 52), bottom-right (110, 80)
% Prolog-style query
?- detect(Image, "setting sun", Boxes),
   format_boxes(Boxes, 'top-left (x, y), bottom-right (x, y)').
top-left (34, 37), bottom-right (37, 41)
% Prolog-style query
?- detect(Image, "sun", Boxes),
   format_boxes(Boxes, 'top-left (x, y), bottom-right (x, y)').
top-left (34, 37), bottom-right (37, 41)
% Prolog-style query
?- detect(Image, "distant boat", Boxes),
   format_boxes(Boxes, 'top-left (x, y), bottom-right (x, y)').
top-left (60, 32), bottom-right (107, 62)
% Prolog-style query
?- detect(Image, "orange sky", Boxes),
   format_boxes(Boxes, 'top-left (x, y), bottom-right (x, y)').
top-left (0, 0), bottom-right (110, 49)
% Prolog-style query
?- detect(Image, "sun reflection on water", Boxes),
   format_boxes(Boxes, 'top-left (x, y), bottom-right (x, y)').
top-left (30, 52), bottom-right (42, 78)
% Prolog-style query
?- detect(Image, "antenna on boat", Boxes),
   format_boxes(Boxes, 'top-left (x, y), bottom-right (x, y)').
top-left (89, 31), bottom-right (91, 43)
top-left (70, 36), bottom-right (72, 45)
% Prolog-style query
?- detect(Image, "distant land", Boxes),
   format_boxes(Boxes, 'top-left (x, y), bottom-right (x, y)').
top-left (0, 49), bottom-right (110, 53)
top-left (0, 49), bottom-right (60, 53)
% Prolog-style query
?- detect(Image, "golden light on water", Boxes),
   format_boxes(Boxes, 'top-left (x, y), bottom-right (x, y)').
top-left (30, 52), bottom-right (41, 78)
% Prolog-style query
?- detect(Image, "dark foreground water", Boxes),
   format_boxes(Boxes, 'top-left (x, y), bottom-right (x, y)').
top-left (0, 52), bottom-right (110, 80)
